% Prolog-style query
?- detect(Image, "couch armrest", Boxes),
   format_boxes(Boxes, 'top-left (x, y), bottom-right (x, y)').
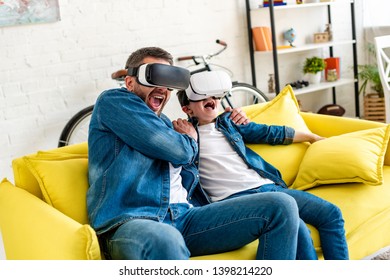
top-left (301, 113), bottom-right (390, 165)
top-left (0, 179), bottom-right (100, 260)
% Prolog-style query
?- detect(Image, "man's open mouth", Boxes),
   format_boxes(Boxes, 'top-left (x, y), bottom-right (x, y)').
top-left (148, 95), bottom-right (164, 111)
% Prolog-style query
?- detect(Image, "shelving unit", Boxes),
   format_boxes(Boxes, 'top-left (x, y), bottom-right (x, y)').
top-left (245, 0), bottom-right (360, 117)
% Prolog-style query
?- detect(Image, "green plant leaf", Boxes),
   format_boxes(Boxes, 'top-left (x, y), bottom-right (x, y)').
top-left (303, 56), bottom-right (326, 74)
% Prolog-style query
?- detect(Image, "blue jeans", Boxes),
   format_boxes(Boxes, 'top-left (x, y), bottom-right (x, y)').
top-left (229, 184), bottom-right (349, 260)
top-left (99, 192), bottom-right (300, 260)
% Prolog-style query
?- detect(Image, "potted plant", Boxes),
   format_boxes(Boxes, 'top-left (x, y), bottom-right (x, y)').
top-left (357, 43), bottom-right (385, 122)
top-left (358, 44), bottom-right (383, 97)
top-left (303, 56), bottom-right (326, 84)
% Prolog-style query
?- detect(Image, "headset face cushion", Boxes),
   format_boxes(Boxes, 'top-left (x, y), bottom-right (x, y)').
top-left (186, 71), bottom-right (232, 101)
top-left (136, 63), bottom-right (190, 90)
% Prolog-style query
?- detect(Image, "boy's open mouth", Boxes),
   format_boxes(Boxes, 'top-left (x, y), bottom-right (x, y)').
top-left (204, 100), bottom-right (215, 110)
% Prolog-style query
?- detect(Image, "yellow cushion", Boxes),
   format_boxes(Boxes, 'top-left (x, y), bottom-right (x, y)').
top-left (244, 85), bottom-right (310, 132)
top-left (243, 85), bottom-right (311, 186)
top-left (23, 153), bottom-right (89, 224)
top-left (12, 142), bottom-right (89, 200)
top-left (291, 126), bottom-right (390, 190)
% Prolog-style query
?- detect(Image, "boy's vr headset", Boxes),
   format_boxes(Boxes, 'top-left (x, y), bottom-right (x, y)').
top-left (127, 63), bottom-right (190, 90)
top-left (185, 71), bottom-right (232, 101)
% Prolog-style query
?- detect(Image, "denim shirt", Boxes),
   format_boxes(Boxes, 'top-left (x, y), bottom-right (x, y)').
top-left (182, 112), bottom-right (295, 206)
top-left (87, 87), bottom-right (198, 234)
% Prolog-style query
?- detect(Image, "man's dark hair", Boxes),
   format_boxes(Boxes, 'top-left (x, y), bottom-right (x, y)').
top-left (125, 47), bottom-right (174, 69)
top-left (177, 90), bottom-right (189, 107)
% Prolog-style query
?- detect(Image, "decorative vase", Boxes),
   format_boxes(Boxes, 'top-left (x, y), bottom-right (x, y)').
top-left (363, 93), bottom-right (386, 123)
top-left (307, 72), bottom-right (321, 85)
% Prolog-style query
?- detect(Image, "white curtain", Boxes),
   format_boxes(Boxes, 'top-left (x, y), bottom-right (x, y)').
top-left (363, 0), bottom-right (390, 43)
top-left (363, 0), bottom-right (390, 28)
top-left (362, 0), bottom-right (390, 64)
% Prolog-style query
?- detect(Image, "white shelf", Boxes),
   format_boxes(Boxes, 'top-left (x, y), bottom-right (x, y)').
top-left (252, 2), bottom-right (333, 11)
top-left (255, 40), bottom-right (356, 55)
top-left (246, 0), bottom-right (359, 115)
top-left (293, 78), bottom-right (356, 95)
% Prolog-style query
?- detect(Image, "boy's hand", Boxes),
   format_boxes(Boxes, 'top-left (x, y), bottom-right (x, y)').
top-left (173, 118), bottom-right (198, 141)
top-left (225, 107), bottom-right (250, 125)
top-left (310, 133), bottom-right (326, 143)
top-left (293, 131), bottom-right (326, 144)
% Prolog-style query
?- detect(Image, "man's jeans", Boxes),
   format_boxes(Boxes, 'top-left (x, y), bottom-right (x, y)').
top-left (99, 192), bottom-right (300, 260)
top-left (229, 184), bottom-right (349, 260)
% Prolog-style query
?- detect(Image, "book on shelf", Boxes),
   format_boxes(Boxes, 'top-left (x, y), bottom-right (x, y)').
top-left (262, 1), bottom-right (287, 7)
top-left (252, 26), bottom-right (273, 51)
top-left (263, 3), bottom-right (287, 7)
top-left (324, 57), bottom-right (340, 80)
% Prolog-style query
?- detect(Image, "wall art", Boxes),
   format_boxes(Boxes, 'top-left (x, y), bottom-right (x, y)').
top-left (0, 0), bottom-right (60, 27)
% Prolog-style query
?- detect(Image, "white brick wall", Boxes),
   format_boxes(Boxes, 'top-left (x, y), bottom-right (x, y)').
top-left (0, 0), bottom-right (365, 259)
top-left (0, 0), bottom-right (255, 182)
top-left (0, 0), bottom-right (366, 183)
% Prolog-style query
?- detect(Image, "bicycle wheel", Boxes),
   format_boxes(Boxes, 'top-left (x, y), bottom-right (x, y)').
top-left (221, 82), bottom-right (269, 109)
top-left (58, 105), bottom-right (94, 147)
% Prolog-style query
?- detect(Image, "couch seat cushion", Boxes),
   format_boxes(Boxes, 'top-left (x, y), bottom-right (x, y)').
top-left (307, 166), bottom-right (390, 259)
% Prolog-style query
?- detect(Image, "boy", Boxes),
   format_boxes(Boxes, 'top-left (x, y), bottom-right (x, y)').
top-left (175, 71), bottom-right (349, 260)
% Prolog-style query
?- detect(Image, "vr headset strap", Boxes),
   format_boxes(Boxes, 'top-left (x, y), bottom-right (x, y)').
top-left (127, 67), bottom-right (138, 76)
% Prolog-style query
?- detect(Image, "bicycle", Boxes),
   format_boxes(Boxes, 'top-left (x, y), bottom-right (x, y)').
top-left (57, 71), bottom-right (125, 147)
top-left (58, 39), bottom-right (268, 147)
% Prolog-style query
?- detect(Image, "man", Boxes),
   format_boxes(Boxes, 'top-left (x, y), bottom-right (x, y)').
top-left (175, 71), bottom-right (349, 260)
top-left (87, 47), bottom-right (301, 260)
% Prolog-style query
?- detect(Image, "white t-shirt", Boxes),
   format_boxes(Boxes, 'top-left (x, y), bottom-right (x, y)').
top-left (169, 163), bottom-right (191, 204)
top-left (198, 123), bottom-right (273, 202)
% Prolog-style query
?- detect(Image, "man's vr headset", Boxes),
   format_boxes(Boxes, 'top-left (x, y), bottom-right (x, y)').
top-left (185, 71), bottom-right (232, 101)
top-left (127, 63), bottom-right (190, 90)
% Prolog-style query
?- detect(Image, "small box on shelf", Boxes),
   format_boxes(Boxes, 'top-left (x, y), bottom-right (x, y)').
top-left (314, 32), bottom-right (330, 43)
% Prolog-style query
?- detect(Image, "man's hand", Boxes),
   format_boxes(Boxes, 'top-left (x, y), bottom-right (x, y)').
top-left (225, 106), bottom-right (250, 125)
top-left (172, 118), bottom-right (198, 141)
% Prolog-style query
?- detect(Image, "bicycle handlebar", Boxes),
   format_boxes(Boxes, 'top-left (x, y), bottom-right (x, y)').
top-left (111, 69), bottom-right (127, 80)
top-left (177, 56), bottom-right (194, 61)
top-left (216, 39), bottom-right (227, 47)
top-left (112, 40), bottom-right (228, 80)
top-left (176, 39), bottom-right (228, 62)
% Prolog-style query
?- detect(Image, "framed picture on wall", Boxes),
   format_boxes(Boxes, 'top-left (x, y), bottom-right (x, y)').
top-left (0, 0), bottom-right (60, 27)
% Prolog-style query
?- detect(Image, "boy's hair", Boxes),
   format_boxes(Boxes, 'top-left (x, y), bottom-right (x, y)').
top-left (177, 90), bottom-right (190, 107)
top-left (125, 47), bottom-right (174, 69)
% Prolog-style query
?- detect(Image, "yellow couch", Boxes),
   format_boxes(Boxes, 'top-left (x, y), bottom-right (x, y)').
top-left (1, 86), bottom-right (390, 260)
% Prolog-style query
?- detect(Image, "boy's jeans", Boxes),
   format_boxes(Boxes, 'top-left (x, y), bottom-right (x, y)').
top-left (230, 184), bottom-right (349, 260)
top-left (99, 192), bottom-right (300, 260)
